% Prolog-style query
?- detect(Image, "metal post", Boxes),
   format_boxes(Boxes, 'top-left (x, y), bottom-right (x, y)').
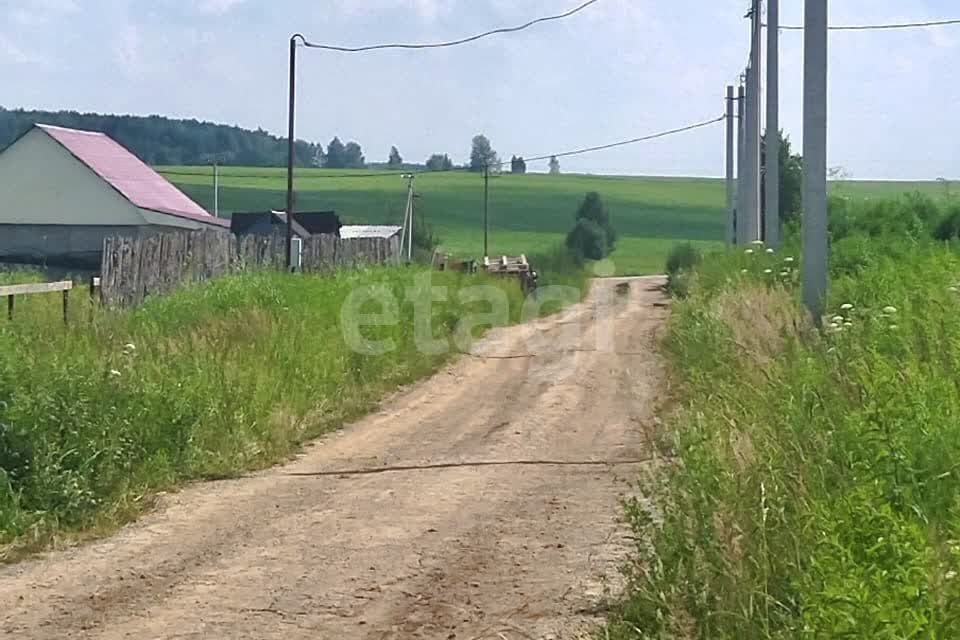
top-left (285, 35), bottom-right (299, 270)
top-left (213, 161), bottom-right (220, 218)
top-left (6, 295), bottom-right (13, 321)
top-left (803, 0), bottom-right (828, 319)
top-left (744, 0), bottom-right (762, 243)
top-left (483, 165), bottom-right (490, 258)
top-left (62, 289), bottom-right (69, 326)
top-left (765, 0), bottom-right (781, 247)
top-left (736, 81), bottom-right (746, 245)
top-left (726, 85), bottom-right (736, 245)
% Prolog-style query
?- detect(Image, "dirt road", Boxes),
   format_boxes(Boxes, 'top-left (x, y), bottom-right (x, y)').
top-left (0, 276), bottom-right (667, 640)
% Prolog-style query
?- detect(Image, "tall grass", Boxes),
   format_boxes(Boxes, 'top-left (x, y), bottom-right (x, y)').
top-left (0, 266), bottom-right (524, 557)
top-left (606, 198), bottom-right (960, 638)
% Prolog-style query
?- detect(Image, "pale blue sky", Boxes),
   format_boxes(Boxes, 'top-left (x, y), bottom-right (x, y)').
top-left (0, 0), bottom-right (957, 179)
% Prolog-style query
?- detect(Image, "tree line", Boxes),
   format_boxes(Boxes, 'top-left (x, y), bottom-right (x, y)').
top-left (0, 107), bottom-right (563, 174)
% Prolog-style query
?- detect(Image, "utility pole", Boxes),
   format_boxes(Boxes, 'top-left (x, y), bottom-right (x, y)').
top-left (765, 0), bottom-right (781, 247)
top-left (726, 85), bottom-right (736, 245)
top-left (285, 35), bottom-right (300, 270)
top-left (483, 164), bottom-right (490, 258)
top-left (803, 0), bottom-right (828, 319)
top-left (402, 174), bottom-right (416, 261)
top-left (743, 0), bottom-right (762, 243)
top-left (212, 161), bottom-right (220, 218)
top-left (736, 80), bottom-right (746, 245)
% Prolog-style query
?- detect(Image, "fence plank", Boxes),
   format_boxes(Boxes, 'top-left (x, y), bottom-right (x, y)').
top-left (0, 281), bottom-right (73, 296)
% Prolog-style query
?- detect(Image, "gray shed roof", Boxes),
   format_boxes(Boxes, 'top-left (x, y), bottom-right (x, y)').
top-left (339, 225), bottom-right (402, 239)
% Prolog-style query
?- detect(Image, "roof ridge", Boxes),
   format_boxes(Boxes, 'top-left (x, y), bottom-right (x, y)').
top-left (36, 123), bottom-right (106, 136)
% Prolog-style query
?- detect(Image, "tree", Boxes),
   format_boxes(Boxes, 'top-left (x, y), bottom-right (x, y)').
top-left (470, 134), bottom-right (499, 172)
top-left (761, 130), bottom-right (803, 225)
top-left (549, 155), bottom-right (561, 175)
top-left (324, 137), bottom-right (346, 168)
top-left (343, 141), bottom-right (366, 169)
top-left (510, 155), bottom-right (527, 174)
top-left (388, 146), bottom-right (403, 168)
top-left (426, 153), bottom-right (454, 172)
top-left (575, 192), bottom-right (616, 252)
top-left (566, 219), bottom-right (608, 260)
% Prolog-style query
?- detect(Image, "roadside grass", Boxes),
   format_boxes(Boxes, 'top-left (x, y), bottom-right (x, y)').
top-left (0, 266), bottom-right (534, 558)
top-left (604, 196), bottom-right (960, 638)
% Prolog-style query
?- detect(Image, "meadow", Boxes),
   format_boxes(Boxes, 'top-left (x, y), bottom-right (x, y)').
top-left (161, 166), bottom-right (952, 275)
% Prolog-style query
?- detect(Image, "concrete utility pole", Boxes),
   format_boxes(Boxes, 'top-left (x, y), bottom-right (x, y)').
top-left (483, 165), bottom-right (490, 258)
top-left (765, 0), bottom-right (781, 247)
top-left (285, 35), bottom-right (300, 270)
top-left (736, 81), bottom-right (746, 244)
top-left (402, 174), bottom-right (416, 261)
top-left (726, 85), bottom-right (736, 245)
top-left (735, 74), bottom-right (747, 244)
top-left (803, 0), bottom-right (828, 319)
top-left (743, 0), bottom-right (762, 243)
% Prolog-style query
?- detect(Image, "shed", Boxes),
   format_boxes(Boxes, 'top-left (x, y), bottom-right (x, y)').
top-left (339, 225), bottom-right (402, 240)
top-left (0, 124), bottom-right (228, 268)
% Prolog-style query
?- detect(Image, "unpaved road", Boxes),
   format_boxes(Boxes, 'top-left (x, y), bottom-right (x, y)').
top-left (0, 276), bottom-right (667, 640)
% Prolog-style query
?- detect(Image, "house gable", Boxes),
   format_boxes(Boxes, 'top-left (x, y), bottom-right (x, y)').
top-left (0, 128), bottom-right (145, 226)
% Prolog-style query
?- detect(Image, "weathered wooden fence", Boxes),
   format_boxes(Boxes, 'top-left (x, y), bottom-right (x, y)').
top-left (100, 230), bottom-right (401, 307)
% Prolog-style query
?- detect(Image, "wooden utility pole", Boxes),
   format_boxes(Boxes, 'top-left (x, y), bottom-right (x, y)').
top-left (743, 0), bottom-right (762, 243)
top-left (803, 0), bottom-right (829, 319)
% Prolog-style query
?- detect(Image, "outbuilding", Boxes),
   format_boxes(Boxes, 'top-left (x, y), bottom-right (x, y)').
top-left (0, 124), bottom-right (228, 268)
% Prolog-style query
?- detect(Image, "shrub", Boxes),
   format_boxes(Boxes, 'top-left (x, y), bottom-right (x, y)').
top-left (566, 218), bottom-right (609, 261)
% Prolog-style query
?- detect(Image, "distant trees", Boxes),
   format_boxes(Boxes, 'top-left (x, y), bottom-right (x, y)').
top-left (566, 192), bottom-right (616, 260)
top-left (323, 137), bottom-right (365, 169)
top-left (0, 107), bottom-right (321, 167)
top-left (388, 146), bottom-right (403, 168)
top-left (426, 153), bottom-right (454, 172)
top-left (510, 156), bottom-right (527, 174)
top-left (470, 135), bottom-right (499, 172)
top-left (549, 155), bottom-right (561, 175)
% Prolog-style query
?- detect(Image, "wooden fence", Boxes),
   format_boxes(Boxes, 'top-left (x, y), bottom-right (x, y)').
top-left (100, 230), bottom-right (401, 307)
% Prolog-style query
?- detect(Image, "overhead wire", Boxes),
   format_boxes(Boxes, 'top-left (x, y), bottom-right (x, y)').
top-left (295, 0), bottom-right (601, 52)
top-left (770, 18), bottom-right (960, 31)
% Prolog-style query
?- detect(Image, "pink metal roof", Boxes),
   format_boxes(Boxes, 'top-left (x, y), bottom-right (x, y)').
top-left (36, 124), bottom-right (228, 227)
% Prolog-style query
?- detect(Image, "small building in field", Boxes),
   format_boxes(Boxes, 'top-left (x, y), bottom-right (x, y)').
top-left (0, 124), bottom-right (228, 268)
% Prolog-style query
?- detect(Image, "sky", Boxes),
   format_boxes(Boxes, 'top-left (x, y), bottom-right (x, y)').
top-left (0, 0), bottom-right (957, 180)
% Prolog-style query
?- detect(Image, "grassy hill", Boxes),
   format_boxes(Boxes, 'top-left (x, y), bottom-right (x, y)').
top-left (160, 167), bottom-right (952, 275)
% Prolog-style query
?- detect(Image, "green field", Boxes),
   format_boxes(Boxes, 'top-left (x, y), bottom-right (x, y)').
top-left (160, 167), bottom-right (950, 275)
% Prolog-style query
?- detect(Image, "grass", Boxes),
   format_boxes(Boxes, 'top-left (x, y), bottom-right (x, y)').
top-left (161, 167), bottom-right (729, 275)
top-left (160, 166), bottom-right (951, 277)
top-left (0, 265), bottom-right (532, 558)
top-left (604, 196), bottom-right (960, 638)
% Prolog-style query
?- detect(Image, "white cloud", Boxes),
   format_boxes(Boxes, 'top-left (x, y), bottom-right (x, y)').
top-left (195, 0), bottom-right (248, 15)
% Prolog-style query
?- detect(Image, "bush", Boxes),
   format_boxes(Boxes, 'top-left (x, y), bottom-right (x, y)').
top-left (664, 243), bottom-right (703, 298)
top-left (566, 218), bottom-right (609, 261)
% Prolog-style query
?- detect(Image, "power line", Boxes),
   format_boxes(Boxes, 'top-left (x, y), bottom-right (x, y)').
top-left (771, 18), bottom-right (960, 31)
top-left (296, 0), bottom-right (600, 52)
top-left (506, 116), bottom-right (725, 166)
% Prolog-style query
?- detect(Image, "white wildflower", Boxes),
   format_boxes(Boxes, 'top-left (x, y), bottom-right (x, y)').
top-left (883, 306), bottom-right (898, 315)
top-left (751, 240), bottom-right (765, 246)
top-left (949, 286), bottom-right (959, 293)
top-left (844, 322), bottom-right (854, 328)
top-left (947, 571), bottom-right (958, 581)
top-left (123, 343), bottom-right (136, 354)
top-left (764, 269), bottom-right (773, 274)
top-left (741, 269), bottom-right (749, 274)
top-left (109, 369), bottom-right (122, 378)
top-left (840, 304), bottom-right (854, 311)
top-left (889, 325), bottom-right (899, 330)
top-left (832, 315), bottom-right (845, 324)
top-left (784, 257), bottom-right (795, 263)
top-left (765, 248), bottom-right (775, 254)
top-left (745, 249), bottom-right (754, 255)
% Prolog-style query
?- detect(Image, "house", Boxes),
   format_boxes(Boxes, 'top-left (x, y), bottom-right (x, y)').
top-left (0, 124), bottom-right (228, 268)
top-left (230, 210), bottom-right (341, 239)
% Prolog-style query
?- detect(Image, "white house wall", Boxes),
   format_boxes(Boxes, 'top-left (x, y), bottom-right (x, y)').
top-left (0, 128), bottom-right (145, 226)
